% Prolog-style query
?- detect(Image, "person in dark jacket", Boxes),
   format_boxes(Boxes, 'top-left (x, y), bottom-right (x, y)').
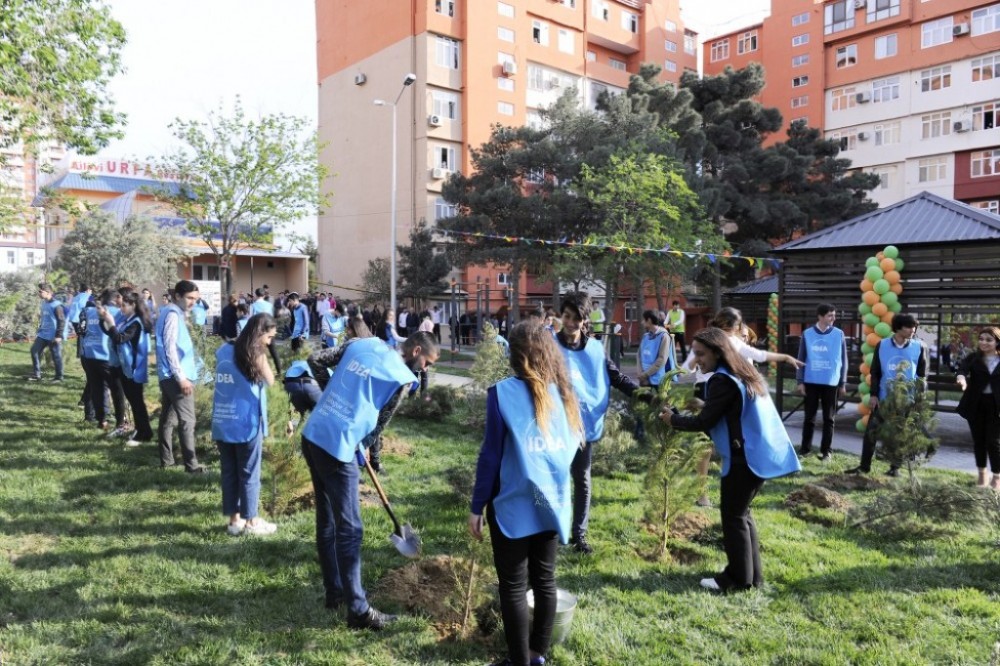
top-left (956, 326), bottom-right (1000, 489)
top-left (219, 293), bottom-right (240, 340)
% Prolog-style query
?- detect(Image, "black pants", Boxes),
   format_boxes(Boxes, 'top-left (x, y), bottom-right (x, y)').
top-left (967, 398), bottom-right (1000, 473)
top-left (266, 339), bottom-right (281, 373)
top-left (717, 455), bottom-right (765, 591)
top-left (291, 337), bottom-right (305, 353)
top-left (121, 375), bottom-right (154, 440)
top-left (487, 507), bottom-right (558, 666)
top-left (674, 331), bottom-right (687, 359)
top-left (800, 384), bottom-right (839, 455)
top-left (81, 358), bottom-right (126, 427)
top-left (570, 442), bottom-right (593, 540)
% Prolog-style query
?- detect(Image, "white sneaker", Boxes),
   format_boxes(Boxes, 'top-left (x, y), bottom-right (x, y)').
top-left (125, 438), bottom-right (143, 448)
top-left (700, 577), bottom-right (721, 591)
top-left (243, 519), bottom-right (277, 535)
top-left (226, 520), bottom-right (246, 536)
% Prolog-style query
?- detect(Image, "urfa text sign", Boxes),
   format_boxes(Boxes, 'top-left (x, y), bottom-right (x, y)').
top-left (67, 158), bottom-right (180, 181)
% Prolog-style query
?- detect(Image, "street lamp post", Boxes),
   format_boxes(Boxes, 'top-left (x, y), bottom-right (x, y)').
top-left (373, 72), bottom-right (417, 314)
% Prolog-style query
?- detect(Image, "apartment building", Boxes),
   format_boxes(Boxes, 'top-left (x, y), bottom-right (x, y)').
top-left (1, 147), bottom-right (63, 273)
top-left (315, 0), bottom-right (697, 297)
top-left (704, 0), bottom-right (1000, 211)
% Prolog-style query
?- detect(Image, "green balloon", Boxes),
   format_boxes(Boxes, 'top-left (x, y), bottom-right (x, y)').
top-left (873, 279), bottom-right (890, 294)
top-left (859, 302), bottom-right (872, 315)
top-left (875, 322), bottom-right (892, 338)
top-left (864, 352), bottom-right (874, 367)
top-left (863, 313), bottom-right (880, 327)
top-left (865, 266), bottom-right (884, 282)
top-left (856, 419), bottom-right (867, 432)
top-left (859, 381), bottom-right (870, 395)
top-left (894, 258), bottom-right (904, 271)
top-left (883, 245), bottom-right (899, 259)
top-left (866, 256), bottom-right (879, 268)
top-left (880, 291), bottom-right (898, 307)
top-left (862, 394), bottom-right (871, 407)
top-left (861, 343), bottom-right (873, 354)
top-left (889, 302), bottom-right (902, 313)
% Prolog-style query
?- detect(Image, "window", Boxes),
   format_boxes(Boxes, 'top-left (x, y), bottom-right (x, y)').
top-left (919, 66), bottom-right (951, 92)
top-left (498, 51), bottom-right (514, 68)
top-left (665, 39), bottom-right (678, 53)
top-left (526, 111), bottom-right (543, 130)
top-left (497, 272), bottom-right (509, 285)
top-left (792, 33), bottom-right (809, 46)
top-left (435, 0), bottom-right (455, 17)
top-left (793, 75), bottom-right (809, 87)
top-left (610, 57), bottom-right (627, 71)
top-left (875, 33), bottom-right (897, 58)
top-left (558, 29), bottom-right (574, 54)
top-left (664, 59), bottom-right (677, 72)
top-left (971, 149), bottom-right (1000, 177)
top-left (972, 4), bottom-right (1000, 35)
top-left (622, 11), bottom-right (638, 33)
top-left (971, 200), bottom-right (1000, 214)
top-left (532, 20), bottom-right (549, 45)
top-left (834, 44), bottom-right (857, 69)
top-left (586, 50), bottom-right (596, 62)
top-left (624, 301), bottom-right (640, 322)
top-left (435, 146), bottom-right (457, 171)
top-left (972, 54), bottom-right (1000, 81)
top-left (873, 121), bottom-right (901, 146)
top-left (684, 31), bottom-right (696, 54)
top-left (737, 30), bottom-right (758, 54)
top-left (434, 198), bottom-right (457, 221)
top-left (528, 65), bottom-right (545, 91)
top-left (498, 26), bottom-right (514, 42)
top-left (559, 0), bottom-right (576, 7)
top-left (921, 17), bottom-right (953, 48)
top-left (435, 36), bottom-right (460, 69)
top-left (710, 39), bottom-right (729, 62)
top-left (867, 0), bottom-right (900, 23)
top-left (918, 156), bottom-right (947, 182)
top-left (792, 54), bottom-right (810, 67)
top-left (432, 90), bottom-right (458, 119)
top-left (873, 166), bottom-right (896, 189)
top-left (525, 168), bottom-right (545, 184)
top-left (589, 82), bottom-right (608, 108)
top-left (497, 101), bottom-right (514, 116)
top-left (973, 101), bottom-right (999, 130)
top-left (921, 112), bottom-right (951, 138)
top-left (792, 12), bottom-right (810, 26)
top-left (497, 77), bottom-right (514, 91)
top-left (665, 19), bottom-right (677, 32)
top-left (824, 1), bottom-right (854, 34)
top-left (497, 1), bottom-right (514, 18)
top-left (791, 95), bottom-right (809, 108)
top-left (831, 86), bottom-right (857, 111)
top-left (593, 0), bottom-right (608, 21)
top-left (6, 251), bottom-right (14, 265)
top-left (872, 76), bottom-right (899, 103)
top-left (192, 264), bottom-right (219, 280)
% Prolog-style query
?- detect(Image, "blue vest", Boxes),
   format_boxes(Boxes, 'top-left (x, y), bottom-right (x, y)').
top-left (211, 344), bottom-right (267, 443)
top-left (236, 316), bottom-right (249, 336)
top-left (301, 337), bottom-right (417, 463)
top-left (118, 316), bottom-right (150, 383)
top-left (155, 304), bottom-right (198, 381)
top-left (291, 304), bottom-right (309, 337)
top-left (284, 359), bottom-right (331, 380)
top-left (640, 330), bottom-right (672, 386)
top-left (560, 337), bottom-right (610, 442)
top-left (323, 314), bottom-right (346, 347)
top-left (81, 304), bottom-right (115, 361)
top-left (384, 323), bottom-right (398, 349)
top-left (802, 326), bottom-right (845, 386)
top-left (37, 298), bottom-right (62, 340)
top-left (106, 307), bottom-right (125, 368)
top-left (192, 301), bottom-right (208, 326)
top-left (708, 369), bottom-right (801, 479)
top-left (251, 299), bottom-right (273, 316)
top-left (492, 378), bottom-right (579, 543)
top-left (877, 337), bottom-right (923, 400)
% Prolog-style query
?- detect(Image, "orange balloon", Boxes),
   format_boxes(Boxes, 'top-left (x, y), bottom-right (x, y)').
top-left (866, 333), bottom-right (881, 348)
top-left (863, 290), bottom-right (880, 306)
top-left (862, 414), bottom-right (870, 426)
top-left (860, 363), bottom-right (870, 375)
top-left (858, 403), bottom-right (871, 415)
top-left (890, 283), bottom-right (903, 295)
top-left (863, 325), bottom-right (874, 335)
top-left (880, 258), bottom-right (896, 272)
top-left (881, 312), bottom-right (895, 324)
top-left (865, 374), bottom-right (872, 386)
top-left (861, 279), bottom-right (874, 293)
top-left (872, 303), bottom-right (888, 317)
top-left (884, 270), bottom-right (901, 284)
top-left (876, 252), bottom-right (885, 261)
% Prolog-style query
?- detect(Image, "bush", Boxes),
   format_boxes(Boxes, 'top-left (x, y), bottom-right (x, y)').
top-left (849, 481), bottom-right (1000, 539)
top-left (396, 384), bottom-right (457, 420)
top-left (456, 323), bottom-right (512, 430)
top-left (0, 268), bottom-right (44, 341)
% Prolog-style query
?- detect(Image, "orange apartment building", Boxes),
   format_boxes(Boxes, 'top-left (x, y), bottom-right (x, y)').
top-left (314, 0), bottom-right (697, 316)
top-left (1, 146), bottom-right (63, 273)
top-left (704, 0), bottom-right (1000, 212)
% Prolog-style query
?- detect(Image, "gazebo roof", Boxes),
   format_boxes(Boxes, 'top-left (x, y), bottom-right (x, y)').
top-left (774, 191), bottom-right (1000, 252)
top-left (726, 274), bottom-right (777, 295)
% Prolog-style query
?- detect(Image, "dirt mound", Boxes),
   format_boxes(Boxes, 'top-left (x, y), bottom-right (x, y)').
top-left (817, 474), bottom-right (887, 492)
top-left (358, 484), bottom-right (382, 507)
top-left (784, 484), bottom-right (851, 512)
top-left (670, 512), bottom-right (715, 540)
top-left (381, 434), bottom-right (413, 458)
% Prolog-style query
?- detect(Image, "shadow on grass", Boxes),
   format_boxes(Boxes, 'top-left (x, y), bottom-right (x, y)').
top-left (787, 560), bottom-right (1000, 596)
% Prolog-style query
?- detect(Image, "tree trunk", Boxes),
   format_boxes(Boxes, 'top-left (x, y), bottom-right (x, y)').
top-left (652, 273), bottom-right (664, 312)
top-left (711, 264), bottom-right (722, 313)
top-left (510, 257), bottom-right (522, 325)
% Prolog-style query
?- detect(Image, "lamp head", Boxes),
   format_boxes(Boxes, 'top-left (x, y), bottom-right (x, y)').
top-left (373, 99), bottom-right (387, 106)
top-left (403, 73), bottom-right (417, 86)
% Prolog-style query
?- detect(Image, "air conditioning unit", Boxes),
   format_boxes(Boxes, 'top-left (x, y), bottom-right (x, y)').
top-left (502, 61), bottom-right (517, 76)
top-left (953, 120), bottom-right (972, 133)
top-left (858, 131), bottom-right (870, 141)
top-left (953, 23), bottom-right (971, 37)
top-left (432, 167), bottom-right (449, 179)
top-left (353, 73), bottom-right (367, 86)
top-left (549, 77), bottom-right (562, 89)
top-left (854, 0), bottom-right (865, 9)
top-left (428, 114), bottom-right (443, 127)
top-left (855, 92), bottom-right (871, 104)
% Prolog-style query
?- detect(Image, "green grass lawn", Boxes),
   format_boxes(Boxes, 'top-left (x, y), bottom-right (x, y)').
top-left (1, 342), bottom-right (999, 665)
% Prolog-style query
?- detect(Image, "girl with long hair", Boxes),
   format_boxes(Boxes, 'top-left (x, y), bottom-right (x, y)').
top-left (469, 321), bottom-right (584, 666)
top-left (99, 291), bottom-right (154, 445)
top-left (377, 309), bottom-right (407, 348)
top-left (212, 313), bottom-right (278, 536)
top-left (663, 327), bottom-right (800, 593)
top-left (82, 288), bottom-right (128, 432)
top-left (956, 326), bottom-right (1000, 488)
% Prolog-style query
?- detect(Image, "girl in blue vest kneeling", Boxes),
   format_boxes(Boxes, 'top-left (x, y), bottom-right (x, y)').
top-left (470, 321), bottom-right (585, 666)
top-left (662, 327), bottom-right (800, 593)
top-left (212, 313), bottom-right (279, 536)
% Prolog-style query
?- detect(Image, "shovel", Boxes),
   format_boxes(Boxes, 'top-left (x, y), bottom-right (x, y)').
top-left (358, 447), bottom-right (422, 559)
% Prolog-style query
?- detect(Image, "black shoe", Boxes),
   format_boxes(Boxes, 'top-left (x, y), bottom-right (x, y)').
top-left (844, 466), bottom-right (869, 475)
top-left (572, 535), bottom-right (593, 555)
top-left (885, 467), bottom-right (899, 477)
top-left (347, 607), bottom-right (398, 631)
top-left (185, 465), bottom-right (207, 475)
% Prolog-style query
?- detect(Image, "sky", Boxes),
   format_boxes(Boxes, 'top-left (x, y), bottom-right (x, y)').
top-left (99, 0), bottom-right (770, 245)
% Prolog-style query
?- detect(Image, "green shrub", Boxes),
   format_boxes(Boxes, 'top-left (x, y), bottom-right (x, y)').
top-left (396, 384), bottom-right (457, 420)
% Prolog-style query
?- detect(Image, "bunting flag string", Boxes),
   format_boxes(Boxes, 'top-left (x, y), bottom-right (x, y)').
top-left (436, 229), bottom-right (782, 269)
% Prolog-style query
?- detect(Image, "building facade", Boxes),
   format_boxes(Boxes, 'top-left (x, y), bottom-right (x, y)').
top-left (1, 145), bottom-right (64, 273)
top-left (704, 0), bottom-right (1000, 211)
top-left (315, 0), bottom-right (697, 304)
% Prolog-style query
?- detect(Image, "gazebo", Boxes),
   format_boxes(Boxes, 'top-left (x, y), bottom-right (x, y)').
top-left (771, 191), bottom-right (1000, 414)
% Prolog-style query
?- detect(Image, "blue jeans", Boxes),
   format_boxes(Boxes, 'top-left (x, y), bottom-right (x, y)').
top-left (301, 437), bottom-right (368, 617)
top-left (30, 337), bottom-right (63, 379)
top-left (217, 430), bottom-right (263, 520)
top-left (284, 379), bottom-right (322, 416)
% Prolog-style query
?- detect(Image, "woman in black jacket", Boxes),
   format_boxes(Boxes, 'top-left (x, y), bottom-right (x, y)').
top-left (956, 326), bottom-right (1000, 489)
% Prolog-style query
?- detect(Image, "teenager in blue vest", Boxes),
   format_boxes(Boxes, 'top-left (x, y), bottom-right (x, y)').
top-left (470, 322), bottom-right (584, 666)
top-left (554, 293), bottom-right (646, 555)
top-left (251, 287), bottom-right (281, 371)
top-left (156, 280), bottom-right (206, 474)
top-left (321, 303), bottom-right (347, 349)
top-left (99, 291), bottom-right (155, 446)
top-left (795, 303), bottom-right (848, 461)
top-left (235, 303), bottom-right (250, 337)
top-left (301, 330), bottom-right (438, 630)
top-left (287, 292), bottom-right (310, 352)
top-left (287, 315), bottom-right (369, 418)
top-left (27, 283), bottom-right (65, 381)
top-left (66, 284), bottom-right (93, 410)
top-left (191, 296), bottom-right (210, 330)
top-left (80, 289), bottom-right (127, 431)
top-left (638, 309), bottom-right (675, 387)
top-left (663, 327), bottom-right (800, 593)
top-left (376, 308), bottom-right (407, 349)
top-left (213, 313), bottom-right (279, 536)
top-left (846, 312), bottom-right (927, 477)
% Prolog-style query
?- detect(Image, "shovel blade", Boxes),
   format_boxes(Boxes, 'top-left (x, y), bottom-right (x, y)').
top-left (389, 524), bottom-right (422, 559)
